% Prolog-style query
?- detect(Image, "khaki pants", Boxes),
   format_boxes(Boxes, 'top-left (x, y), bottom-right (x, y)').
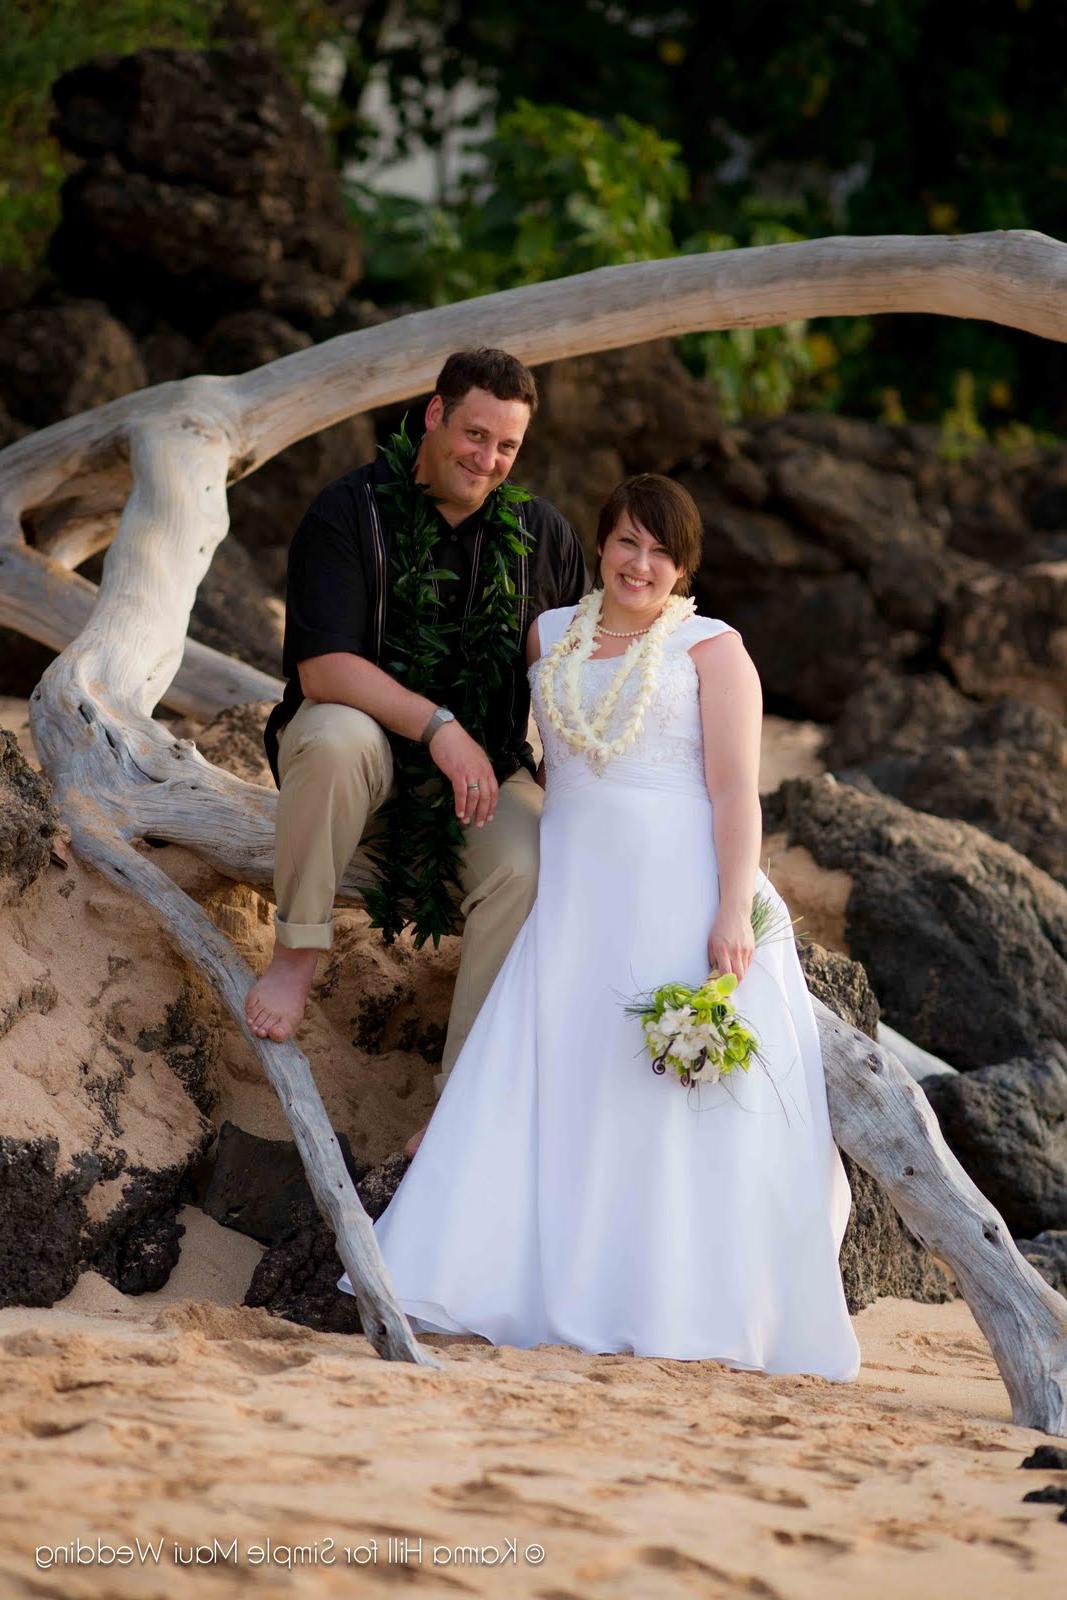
top-left (274, 699), bottom-right (542, 1098)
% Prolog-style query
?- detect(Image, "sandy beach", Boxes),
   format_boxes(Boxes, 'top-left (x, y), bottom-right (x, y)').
top-left (0, 1205), bottom-right (1064, 1600)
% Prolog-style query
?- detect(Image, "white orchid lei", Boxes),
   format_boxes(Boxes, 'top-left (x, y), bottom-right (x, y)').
top-left (538, 588), bottom-right (697, 769)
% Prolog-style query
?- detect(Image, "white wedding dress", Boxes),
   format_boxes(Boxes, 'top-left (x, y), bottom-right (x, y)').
top-left (338, 606), bottom-right (861, 1381)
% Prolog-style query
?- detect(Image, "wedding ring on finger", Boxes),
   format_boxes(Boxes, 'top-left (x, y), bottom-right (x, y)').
top-left (466, 782), bottom-right (480, 791)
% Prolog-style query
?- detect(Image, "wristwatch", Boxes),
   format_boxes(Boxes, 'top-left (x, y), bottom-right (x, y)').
top-left (420, 706), bottom-right (456, 745)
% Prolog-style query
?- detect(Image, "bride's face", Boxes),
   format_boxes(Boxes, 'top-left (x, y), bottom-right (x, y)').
top-left (598, 512), bottom-right (684, 615)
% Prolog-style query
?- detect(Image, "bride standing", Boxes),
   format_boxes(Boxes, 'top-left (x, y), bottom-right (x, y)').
top-left (339, 473), bottom-right (861, 1382)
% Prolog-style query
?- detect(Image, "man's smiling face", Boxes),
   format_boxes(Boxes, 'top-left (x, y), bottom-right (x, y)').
top-left (417, 386), bottom-right (532, 522)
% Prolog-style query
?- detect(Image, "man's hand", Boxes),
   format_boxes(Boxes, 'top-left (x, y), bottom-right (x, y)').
top-left (428, 721), bottom-right (499, 825)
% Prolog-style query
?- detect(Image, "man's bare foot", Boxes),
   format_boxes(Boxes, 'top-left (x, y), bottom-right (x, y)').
top-left (245, 944), bottom-right (320, 1041)
top-left (403, 1120), bottom-right (429, 1160)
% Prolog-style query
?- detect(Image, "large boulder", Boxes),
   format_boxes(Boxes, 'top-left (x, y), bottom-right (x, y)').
top-left (941, 559), bottom-right (1067, 717)
top-left (676, 417), bottom-right (970, 718)
top-left (763, 774), bottom-right (1067, 1067)
top-left (1015, 1230), bottom-right (1067, 1296)
top-left (49, 45), bottom-right (361, 333)
top-left (921, 1047), bottom-right (1067, 1238)
top-left (515, 340), bottom-right (720, 543)
top-left (826, 673), bottom-right (1067, 885)
top-left (0, 299), bottom-right (146, 429)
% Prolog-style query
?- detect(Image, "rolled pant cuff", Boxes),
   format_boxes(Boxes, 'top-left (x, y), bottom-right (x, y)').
top-left (274, 916), bottom-right (333, 951)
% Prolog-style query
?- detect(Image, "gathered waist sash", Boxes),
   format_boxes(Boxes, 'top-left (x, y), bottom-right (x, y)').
top-left (544, 755), bottom-right (711, 805)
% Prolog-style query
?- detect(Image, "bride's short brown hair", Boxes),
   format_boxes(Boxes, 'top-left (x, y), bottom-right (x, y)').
top-left (594, 474), bottom-right (704, 597)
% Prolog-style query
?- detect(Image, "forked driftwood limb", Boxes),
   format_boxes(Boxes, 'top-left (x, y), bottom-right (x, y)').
top-left (3, 232), bottom-right (1067, 1409)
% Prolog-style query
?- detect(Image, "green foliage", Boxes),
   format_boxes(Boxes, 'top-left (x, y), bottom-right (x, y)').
top-left (470, 100), bottom-right (685, 282)
top-left (936, 370), bottom-right (1065, 461)
top-left (349, 100), bottom-right (686, 304)
top-left (336, 0), bottom-right (1067, 427)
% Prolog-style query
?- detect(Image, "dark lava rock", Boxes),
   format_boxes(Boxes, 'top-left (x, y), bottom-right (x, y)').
top-left (0, 1139), bottom-right (103, 1306)
top-left (827, 676), bottom-right (1067, 885)
top-left (1015, 1230), bottom-right (1067, 1296)
top-left (798, 941), bottom-right (955, 1313)
top-left (942, 559), bottom-right (1067, 719)
top-left (86, 1149), bottom-right (209, 1295)
top-left (50, 45), bottom-right (361, 333)
top-left (0, 299), bottom-right (145, 429)
top-left (922, 1049), bottom-right (1067, 1237)
top-left (826, 671), bottom-right (978, 768)
top-left (515, 340), bottom-right (720, 542)
top-left (243, 1153), bottom-right (411, 1336)
top-left (797, 940), bottom-right (881, 1039)
top-left (0, 729), bottom-right (58, 905)
top-left (203, 1121), bottom-right (370, 1249)
top-left (764, 774), bottom-right (1067, 1067)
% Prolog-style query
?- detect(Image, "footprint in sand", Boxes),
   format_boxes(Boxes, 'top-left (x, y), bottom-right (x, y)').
top-left (217, 1340), bottom-right (317, 1376)
top-left (437, 1472), bottom-right (617, 1534)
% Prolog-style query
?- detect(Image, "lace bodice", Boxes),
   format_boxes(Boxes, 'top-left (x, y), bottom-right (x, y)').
top-left (528, 605), bottom-right (741, 790)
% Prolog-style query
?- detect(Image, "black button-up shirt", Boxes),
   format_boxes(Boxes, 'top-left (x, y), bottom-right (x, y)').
top-left (263, 451), bottom-right (589, 785)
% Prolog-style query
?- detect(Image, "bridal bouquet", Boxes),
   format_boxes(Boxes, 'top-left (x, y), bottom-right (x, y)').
top-left (624, 885), bottom-right (799, 1089)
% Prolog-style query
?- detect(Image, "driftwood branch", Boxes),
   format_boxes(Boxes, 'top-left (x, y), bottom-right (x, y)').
top-left (816, 999), bottom-right (1067, 1433)
top-left (3, 232), bottom-right (1066, 1409)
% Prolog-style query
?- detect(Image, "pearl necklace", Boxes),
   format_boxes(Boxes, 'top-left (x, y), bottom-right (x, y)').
top-left (596, 621), bottom-right (652, 638)
top-left (538, 590), bottom-right (696, 768)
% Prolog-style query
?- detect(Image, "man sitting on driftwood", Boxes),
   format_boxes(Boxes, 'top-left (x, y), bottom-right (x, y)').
top-left (245, 347), bottom-right (587, 1154)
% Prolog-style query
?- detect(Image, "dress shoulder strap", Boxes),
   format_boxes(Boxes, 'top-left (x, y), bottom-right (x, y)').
top-left (674, 612), bottom-right (743, 651)
top-left (531, 603), bottom-right (578, 659)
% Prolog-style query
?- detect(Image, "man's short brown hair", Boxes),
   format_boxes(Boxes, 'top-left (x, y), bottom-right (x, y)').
top-left (434, 348), bottom-right (539, 421)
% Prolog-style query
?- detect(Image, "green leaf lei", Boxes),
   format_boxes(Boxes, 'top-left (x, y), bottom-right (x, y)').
top-left (361, 418), bottom-right (534, 947)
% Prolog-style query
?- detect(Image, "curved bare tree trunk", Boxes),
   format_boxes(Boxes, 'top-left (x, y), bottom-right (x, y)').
top-left (2, 232), bottom-right (1066, 1414)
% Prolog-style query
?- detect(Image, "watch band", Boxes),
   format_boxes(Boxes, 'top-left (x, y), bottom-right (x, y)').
top-left (420, 706), bottom-right (456, 744)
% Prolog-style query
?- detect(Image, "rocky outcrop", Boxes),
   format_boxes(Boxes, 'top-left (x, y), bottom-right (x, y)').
top-left (764, 774), bottom-right (1067, 1067)
top-left (203, 1121), bottom-right (368, 1246)
top-left (0, 300), bottom-right (146, 429)
top-left (514, 340), bottom-right (721, 541)
top-left (941, 559), bottom-right (1067, 717)
top-left (826, 674), bottom-right (1067, 885)
top-left (1016, 1230), bottom-right (1067, 1297)
top-left (49, 45), bottom-right (361, 333)
top-left (678, 415), bottom-right (1067, 724)
top-left (0, 730), bottom-right (57, 904)
top-left (921, 1047), bottom-right (1067, 1238)
top-left (0, 764), bottom-right (220, 1307)
top-left (796, 941), bottom-right (956, 1312)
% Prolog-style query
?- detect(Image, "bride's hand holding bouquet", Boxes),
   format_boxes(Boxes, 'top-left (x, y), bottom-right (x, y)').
top-left (707, 898), bottom-right (756, 985)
